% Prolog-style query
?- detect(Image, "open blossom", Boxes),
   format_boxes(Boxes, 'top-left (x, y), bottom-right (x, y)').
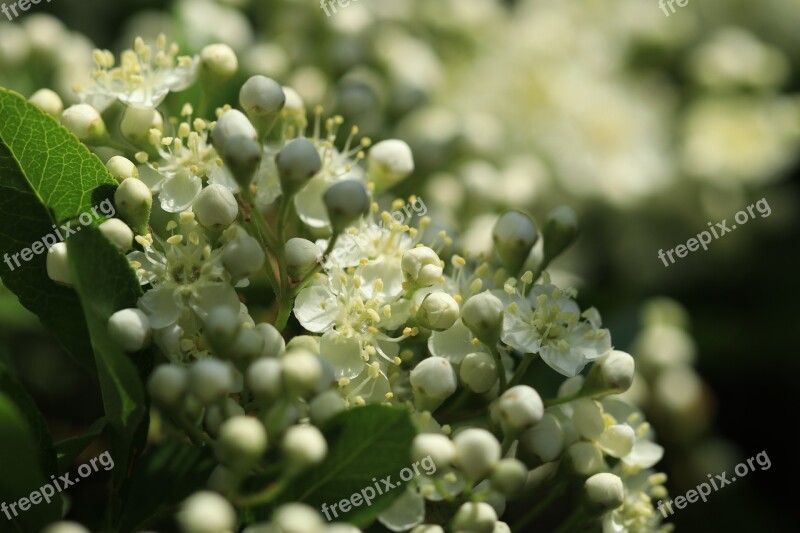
top-left (137, 104), bottom-right (231, 212)
top-left (76, 34), bottom-right (197, 111)
top-left (127, 215), bottom-right (243, 362)
top-left (500, 274), bottom-right (612, 376)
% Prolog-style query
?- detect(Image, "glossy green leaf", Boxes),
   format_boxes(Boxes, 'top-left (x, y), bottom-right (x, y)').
top-left (0, 88), bottom-right (117, 370)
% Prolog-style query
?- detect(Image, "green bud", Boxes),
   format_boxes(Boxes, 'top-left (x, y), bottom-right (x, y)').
top-left (285, 238), bottom-right (322, 280)
top-left (220, 135), bottom-right (262, 188)
top-left (416, 292), bottom-right (459, 331)
top-left (60, 104), bottom-right (107, 144)
top-left (543, 206), bottom-right (579, 264)
top-left (461, 291), bottom-right (504, 346)
top-left (114, 178), bottom-right (152, 233)
top-left (323, 180), bottom-right (370, 232)
top-left (493, 210), bottom-right (538, 275)
top-left (276, 138), bottom-right (321, 196)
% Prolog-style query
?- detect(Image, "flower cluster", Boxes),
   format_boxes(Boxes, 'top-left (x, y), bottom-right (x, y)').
top-left (26, 29), bottom-right (677, 533)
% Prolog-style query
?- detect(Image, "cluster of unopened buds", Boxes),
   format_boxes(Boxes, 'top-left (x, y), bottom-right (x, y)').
top-left (36, 35), bottom-right (672, 533)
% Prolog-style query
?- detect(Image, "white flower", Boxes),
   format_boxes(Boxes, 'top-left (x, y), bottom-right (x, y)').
top-left (127, 217), bottom-right (241, 362)
top-left (137, 105), bottom-right (232, 213)
top-left (77, 35), bottom-right (197, 111)
top-left (500, 278), bottom-right (612, 377)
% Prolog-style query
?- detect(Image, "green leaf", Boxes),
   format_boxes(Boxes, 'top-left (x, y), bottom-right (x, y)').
top-left (115, 441), bottom-right (217, 533)
top-left (54, 418), bottom-right (107, 474)
top-left (0, 88), bottom-right (117, 370)
top-left (66, 225), bottom-right (150, 492)
top-left (0, 386), bottom-right (63, 531)
top-left (273, 405), bottom-right (417, 527)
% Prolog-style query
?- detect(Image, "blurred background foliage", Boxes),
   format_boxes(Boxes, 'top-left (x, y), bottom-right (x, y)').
top-left (1, 0), bottom-right (798, 531)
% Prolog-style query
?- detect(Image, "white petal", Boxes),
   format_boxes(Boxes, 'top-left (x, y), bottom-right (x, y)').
top-left (208, 165), bottom-right (240, 194)
top-left (294, 285), bottom-right (337, 333)
top-left (428, 319), bottom-right (477, 364)
top-left (539, 344), bottom-right (588, 377)
top-left (378, 488), bottom-right (425, 532)
top-left (623, 440), bottom-right (664, 470)
top-left (320, 330), bottom-right (365, 379)
top-left (294, 174), bottom-right (332, 229)
top-left (189, 284), bottom-right (241, 322)
top-left (160, 172), bottom-right (202, 212)
top-left (138, 286), bottom-right (181, 329)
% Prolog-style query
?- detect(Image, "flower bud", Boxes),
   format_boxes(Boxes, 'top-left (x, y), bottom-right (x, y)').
top-left (368, 139), bottom-right (414, 192)
top-left (451, 502), bottom-right (497, 533)
top-left (223, 235), bottom-right (265, 279)
top-left (584, 473), bottom-right (624, 510)
top-left (286, 335), bottom-right (320, 354)
top-left (61, 104), bottom-right (107, 143)
top-left (120, 106), bottom-right (163, 145)
top-left (597, 424), bottom-right (635, 458)
top-left (193, 184), bottom-right (239, 229)
top-left (459, 352), bottom-right (497, 394)
top-left (542, 206), bottom-right (579, 265)
top-left (205, 306), bottom-right (241, 356)
top-left (461, 291), bottom-right (504, 345)
top-left (99, 218), bottom-right (134, 252)
top-left (282, 349), bottom-right (324, 398)
top-left (411, 526), bottom-right (444, 533)
top-left (323, 180), bottom-right (370, 232)
top-left (492, 210), bottom-right (538, 274)
top-left (493, 522), bottom-right (511, 533)
top-left (518, 413), bottom-right (564, 463)
top-left (240, 75), bottom-right (286, 117)
top-left (108, 308), bottom-right (151, 352)
top-left (114, 178), bottom-right (152, 233)
top-left (29, 88), bottom-right (63, 117)
top-left (212, 109), bottom-right (257, 154)
top-left (106, 156), bottom-right (139, 183)
top-left (229, 327), bottom-right (265, 364)
top-left (411, 433), bottom-right (455, 471)
top-left (497, 385), bottom-right (544, 434)
top-left (216, 415), bottom-right (267, 471)
top-left (285, 238), bottom-right (322, 280)
top-left (255, 323), bottom-right (285, 357)
top-left (410, 357), bottom-right (457, 412)
top-left (567, 442), bottom-right (605, 476)
top-left (147, 364), bottom-right (188, 409)
top-left (273, 504), bottom-right (324, 533)
top-left (401, 247), bottom-right (442, 288)
top-left (416, 292), bottom-right (459, 331)
top-left (247, 357), bottom-right (283, 400)
top-left (178, 491), bottom-right (237, 533)
top-left (188, 358), bottom-right (234, 405)
top-left (490, 458), bottom-right (528, 498)
top-left (200, 43), bottom-right (238, 83)
top-left (46, 242), bottom-right (72, 286)
top-left (309, 390), bottom-right (347, 426)
top-left (583, 350), bottom-right (635, 396)
top-left (282, 425), bottom-right (328, 468)
top-left (203, 397), bottom-right (245, 438)
top-left (41, 522), bottom-right (90, 533)
top-left (220, 135), bottom-right (262, 188)
top-left (276, 137), bottom-right (321, 196)
top-left (453, 428), bottom-right (501, 480)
